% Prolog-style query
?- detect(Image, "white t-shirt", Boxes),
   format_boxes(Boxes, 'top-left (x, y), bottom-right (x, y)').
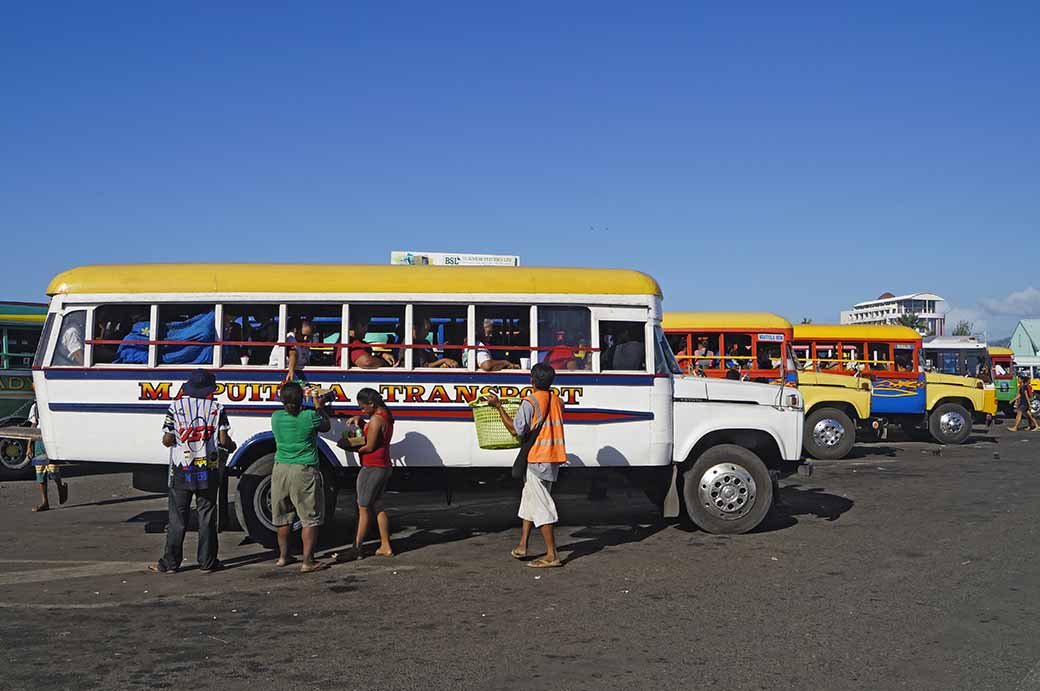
top-left (268, 332), bottom-right (311, 369)
top-left (462, 342), bottom-right (491, 368)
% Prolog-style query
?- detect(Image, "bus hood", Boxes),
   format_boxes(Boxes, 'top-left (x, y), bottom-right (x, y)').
top-left (674, 377), bottom-right (796, 407)
top-left (925, 372), bottom-right (983, 389)
top-left (798, 371), bottom-right (872, 391)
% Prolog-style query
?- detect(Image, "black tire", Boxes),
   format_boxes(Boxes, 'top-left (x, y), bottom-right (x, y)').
top-left (682, 444), bottom-right (773, 535)
top-left (802, 407), bottom-right (856, 460)
top-left (234, 453), bottom-right (339, 549)
top-left (0, 437), bottom-right (33, 480)
top-left (1031, 397), bottom-right (1040, 418)
top-left (928, 402), bottom-right (972, 445)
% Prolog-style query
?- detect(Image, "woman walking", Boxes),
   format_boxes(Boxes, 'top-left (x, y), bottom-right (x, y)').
top-left (342, 388), bottom-right (395, 558)
top-left (1008, 374), bottom-right (1040, 432)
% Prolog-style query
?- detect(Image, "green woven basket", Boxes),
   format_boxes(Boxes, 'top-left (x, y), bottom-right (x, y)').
top-left (469, 397), bottom-right (522, 450)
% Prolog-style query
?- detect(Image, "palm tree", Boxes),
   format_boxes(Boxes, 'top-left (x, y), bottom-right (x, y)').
top-left (800, 317), bottom-right (813, 324)
top-left (895, 313), bottom-right (925, 333)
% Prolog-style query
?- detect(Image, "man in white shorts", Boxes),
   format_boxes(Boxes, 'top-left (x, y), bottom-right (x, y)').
top-left (487, 362), bottom-right (567, 568)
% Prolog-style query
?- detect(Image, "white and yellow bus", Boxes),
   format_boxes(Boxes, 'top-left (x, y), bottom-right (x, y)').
top-left (33, 264), bottom-right (807, 542)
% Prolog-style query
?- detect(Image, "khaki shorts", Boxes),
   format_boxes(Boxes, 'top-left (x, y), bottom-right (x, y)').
top-left (271, 463), bottom-right (324, 529)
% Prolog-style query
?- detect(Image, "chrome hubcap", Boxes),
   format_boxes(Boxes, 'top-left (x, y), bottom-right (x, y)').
top-left (1031, 398), bottom-right (1040, 416)
top-left (939, 411), bottom-right (966, 436)
top-left (812, 419), bottom-right (846, 448)
top-left (698, 463), bottom-right (757, 520)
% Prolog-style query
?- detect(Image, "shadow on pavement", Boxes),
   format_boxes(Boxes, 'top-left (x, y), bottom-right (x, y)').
top-left (755, 483), bottom-right (854, 533)
top-left (557, 523), bottom-right (668, 565)
top-left (846, 445), bottom-right (900, 459)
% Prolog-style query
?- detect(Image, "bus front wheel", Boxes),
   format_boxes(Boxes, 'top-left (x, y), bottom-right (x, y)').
top-left (803, 408), bottom-right (855, 460)
top-left (928, 403), bottom-right (972, 445)
top-left (683, 445), bottom-right (772, 535)
top-left (234, 453), bottom-right (339, 549)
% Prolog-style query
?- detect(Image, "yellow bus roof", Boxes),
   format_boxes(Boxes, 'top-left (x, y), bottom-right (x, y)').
top-left (47, 264), bottom-right (662, 298)
top-left (793, 324), bottom-right (921, 342)
top-left (988, 346), bottom-right (1014, 356)
top-left (0, 314), bottom-right (46, 325)
top-left (663, 311), bottom-right (792, 331)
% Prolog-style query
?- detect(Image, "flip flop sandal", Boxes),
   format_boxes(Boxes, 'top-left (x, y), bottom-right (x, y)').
top-left (527, 558), bottom-right (563, 568)
top-left (148, 564), bottom-right (176, 575)
top-left (300, 561), bottom-right (330, 574)
top-left (510, 548), bottom-right (527, 560)
top-left (32, 505), bottom-right (50, 513)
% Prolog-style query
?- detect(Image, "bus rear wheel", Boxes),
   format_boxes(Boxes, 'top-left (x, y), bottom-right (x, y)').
top-left (803, 408), bottom-right (855, 460)
top-left (1031, 397), bottom-right (1040, 418)
top-left (682, 445), bottom-right (772, 535)
top-left (928, 403), bottom-right (971, 445)
top-left (234, 454), bottom-right (339, 549)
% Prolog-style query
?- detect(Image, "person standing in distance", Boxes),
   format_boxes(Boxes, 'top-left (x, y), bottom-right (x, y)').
top-left (487, 362), bottom-right (567, 568)
top-left (150, 369), bottom-right (235, 574)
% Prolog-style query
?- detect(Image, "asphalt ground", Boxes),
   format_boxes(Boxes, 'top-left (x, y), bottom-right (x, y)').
top-left (1, 424), bottom-right (1039, 691)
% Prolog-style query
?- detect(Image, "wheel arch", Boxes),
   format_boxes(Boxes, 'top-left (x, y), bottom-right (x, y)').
top-left (805, 401), bottom-right (859, 421)
top-left (228, 431), bottom-right (343, 474)
top-left (930, 396), bottom-right (975, 414)
top-left (679, 428), bottom-right (781, 470)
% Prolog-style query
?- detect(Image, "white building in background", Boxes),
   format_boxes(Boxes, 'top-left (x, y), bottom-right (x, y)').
top-left (840, 292), bottom-right (946, 336)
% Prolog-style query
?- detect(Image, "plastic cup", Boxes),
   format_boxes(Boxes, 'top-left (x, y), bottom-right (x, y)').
top-left (240, 355), bottom-right (250, 366)
top-left (520, 357), bottom-right (531, 369)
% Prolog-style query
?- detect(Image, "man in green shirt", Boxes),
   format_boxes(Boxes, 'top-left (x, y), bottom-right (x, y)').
top-left (271, 382), bottom-right (332, 573)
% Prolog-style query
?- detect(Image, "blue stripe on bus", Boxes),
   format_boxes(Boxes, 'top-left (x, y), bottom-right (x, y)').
top-left (47, 402), bottom-right (654, 425)
top-left (41, 368), bottom-right (654, 386)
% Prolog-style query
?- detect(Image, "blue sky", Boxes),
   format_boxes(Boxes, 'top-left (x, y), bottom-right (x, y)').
top-left (3, 2), bottom-right (1038, 337)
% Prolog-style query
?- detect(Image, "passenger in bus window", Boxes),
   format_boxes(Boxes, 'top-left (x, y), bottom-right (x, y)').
top-left (464, 320), bottom-right (518, 371)
top-left (222, 315), bottom-right (244, 365)
top-left (413, 321), bottom-right (459, 368)
top-left (725, 343), bottom-right (743, 370)
top-left (53, 311), bottom-right (86, 365)
top-left (603, 326), bottom-right (645, 371)
top-left (543, 330), bottom-right (579, 371)
top-left (270, 319), bottom-right (314, 382)
top-left (725, 367), bottom-right (741, 380)
top-left (348, 321), bottom-right (395, 369)
top-left (693, 337), bottom-right (715, 369)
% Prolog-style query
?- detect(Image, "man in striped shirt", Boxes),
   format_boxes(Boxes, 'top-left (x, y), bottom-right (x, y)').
top-left (150, 370), bottom-right (235, 574)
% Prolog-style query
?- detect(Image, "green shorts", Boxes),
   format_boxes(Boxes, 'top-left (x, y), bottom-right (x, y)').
top-left (270, 463), bottom-right (324, 529)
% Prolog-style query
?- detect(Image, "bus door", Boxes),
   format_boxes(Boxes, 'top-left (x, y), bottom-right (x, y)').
top-left (869, 342), bottom-right (925, 414)
top-left (992, 355), bottom-right (1017, 404)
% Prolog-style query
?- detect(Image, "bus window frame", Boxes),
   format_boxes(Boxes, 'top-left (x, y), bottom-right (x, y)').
top-left (594, 306), bottom-right (651, 374)
top-left (533, 304), bottom-right (594, 374)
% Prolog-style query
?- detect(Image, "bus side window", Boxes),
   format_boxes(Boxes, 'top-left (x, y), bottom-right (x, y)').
top-left (869, 342), bottom-right (891, 371)
top-left (223, 304), bottom-right (279, 367)
top-left (413, 306), bottom-right (467, 369)
top-left (690, 332), bottom-right (722, 370)
top-left (473, 307), bottom-right (529, 371)
top-left (94, 304), bottom-right (152, 365)
top-left (893, 346), bottom-right (914, 371)
top-left (792, 343), bottom-right (811, 369)
top-left (723, 334), bottom-right (752, 370)
top-left (157, 304), bottom-right (216, 366)
top-left (537, 307), bottom-right (591, 371)
top-left (600, 321), bottom-right (646, 371)
top-left (349, 305), bottom-right (405, 369)
top-left (51, 310), bottom-right (86, 366)
top-left (755, 341), bottom-right (782, 370)
top-left (286, 304), bottom-right (341, 368)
